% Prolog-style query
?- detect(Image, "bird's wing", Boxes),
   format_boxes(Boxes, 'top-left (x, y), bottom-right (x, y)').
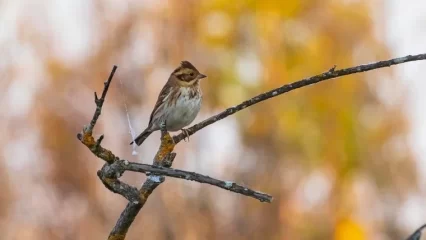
top-left (148, 81), bottom-right (173, 126)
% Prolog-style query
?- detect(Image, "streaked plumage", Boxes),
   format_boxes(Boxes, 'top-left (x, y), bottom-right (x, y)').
top-left (131, 61), bottom-right (206, 146)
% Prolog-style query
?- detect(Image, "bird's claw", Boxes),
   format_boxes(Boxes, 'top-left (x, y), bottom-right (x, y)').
top-left (181, 129), bottom-right (190, 142)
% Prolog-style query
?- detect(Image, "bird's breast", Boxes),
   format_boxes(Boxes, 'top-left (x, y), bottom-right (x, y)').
top-left (165, 86), bottom-right (202, 131)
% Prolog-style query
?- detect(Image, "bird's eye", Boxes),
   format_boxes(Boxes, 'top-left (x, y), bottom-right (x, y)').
top-left (190, 73), bottom-right (195, 77)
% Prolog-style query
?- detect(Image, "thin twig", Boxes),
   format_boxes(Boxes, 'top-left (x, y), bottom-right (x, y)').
top-left (406, 224), bottom-right (426, 240)
top-left (101, 160), bottom-right (272, 202)
top-left (89, 66), bottom-right (117, 133)
top-left (77, 66), bottom-right (118, 164)
top-left (173, 53), bottom-right (426, 143)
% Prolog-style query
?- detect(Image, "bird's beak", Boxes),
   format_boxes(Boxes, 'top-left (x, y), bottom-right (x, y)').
top-left (198, 73), bottom-right (207, 79)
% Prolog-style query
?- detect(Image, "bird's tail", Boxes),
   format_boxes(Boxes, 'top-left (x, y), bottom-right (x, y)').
top-left (130, 129), bottom-right (153, 146)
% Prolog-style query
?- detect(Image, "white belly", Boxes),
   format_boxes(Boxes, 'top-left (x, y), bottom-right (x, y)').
top-left (165, 88), bottom-right (202, 131)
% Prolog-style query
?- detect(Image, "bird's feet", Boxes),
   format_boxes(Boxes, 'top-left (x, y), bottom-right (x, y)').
top-left (181, 128), bottom-right (190, 142)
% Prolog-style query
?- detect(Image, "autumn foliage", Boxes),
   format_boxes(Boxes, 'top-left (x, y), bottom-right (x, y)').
top-left (0, 1), bottom-right (418, 239)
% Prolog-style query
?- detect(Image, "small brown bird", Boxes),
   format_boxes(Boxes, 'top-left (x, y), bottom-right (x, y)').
top-left (131, 61), bottom-right (206, 146)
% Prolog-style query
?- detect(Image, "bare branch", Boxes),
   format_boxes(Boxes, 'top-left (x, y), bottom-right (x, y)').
top-left (97, 163), bottom-right (140, 203)
top-left (101, 159), bottom-right (273, 203)
top-left (75, 66), bottom-right (185, 240)
top-left (90, 66), bottom-right (117, 133)
top-left (108, 130), bottom-right (176, 240)
top-left (108, 202), bottom-right (142, 240)
top-left (78, 54), bottom-right (426, 240)
top-left (77, 66), bottom-right (118, 164)
top-left (173, 53), bottom-right (426, 143)
top-left (406, 224), bottom-right (426, 240)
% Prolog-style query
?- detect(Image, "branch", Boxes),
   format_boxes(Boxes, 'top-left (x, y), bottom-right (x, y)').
top-left (406, 224), bottom-right (426, 240)
top-left (101, 159), bottom-right (273, 203)
top-left (97, 163), bottom-right (140, 203)
top-left (79, 53), bottom-right (426, 240)
top-left (173, 53), bottom-right (426, 143)
top-left (90, 66), bottom-right (117, 132)
top-left (77, 66), bottom-right (118, 164)
top-left (107, 127), bottom-right (176, 240)
top-left (78, 66), bottom-right (272, 240)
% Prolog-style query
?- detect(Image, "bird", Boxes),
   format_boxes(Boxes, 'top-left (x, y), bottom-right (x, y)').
top-left (130, 61), bottom-right (206, 146)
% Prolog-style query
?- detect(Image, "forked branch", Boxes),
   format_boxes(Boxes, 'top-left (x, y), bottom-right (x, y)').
top-left (78, 53), bottom-right (426, 240)
top-left (77, 66), bottom-right (272, 240)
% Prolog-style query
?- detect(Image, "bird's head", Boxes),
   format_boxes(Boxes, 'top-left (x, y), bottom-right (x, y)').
top-left (171, 61), bottom-right (206, 86)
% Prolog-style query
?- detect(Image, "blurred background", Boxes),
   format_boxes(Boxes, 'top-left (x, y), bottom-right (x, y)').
top-left (1, 0), bottom-right (426, 239)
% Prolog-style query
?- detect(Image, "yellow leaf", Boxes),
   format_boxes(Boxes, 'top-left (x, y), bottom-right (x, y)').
top-left (334, 218), bottom-right (366, 240)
